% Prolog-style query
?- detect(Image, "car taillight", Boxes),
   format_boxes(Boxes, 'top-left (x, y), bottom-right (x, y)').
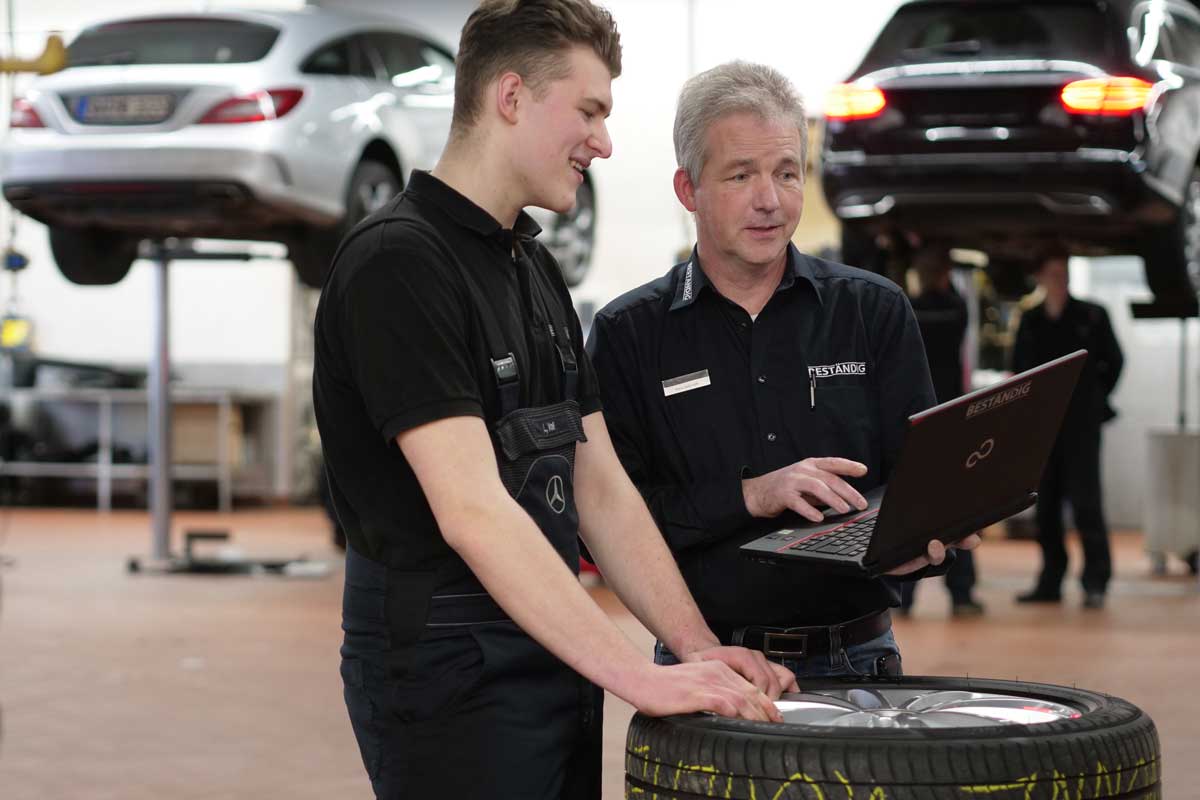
top-left (10, 97), bottom-right (45, 128)
top-left (198, 88), bottom-right (304, 124)
top-left (825, 83), bottom-right (887, 121)
top-left (1061, 77), bottom-right (1153, 116)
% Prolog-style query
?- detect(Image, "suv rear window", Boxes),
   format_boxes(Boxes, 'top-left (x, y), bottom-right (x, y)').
top-left (68, 18), bottom-right (280, 67)
top-left (859, 2), bottom-right (1113, 73)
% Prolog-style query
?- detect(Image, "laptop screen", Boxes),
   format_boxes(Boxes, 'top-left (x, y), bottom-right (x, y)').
top-left (864, 351), bottom-right (1086, 566)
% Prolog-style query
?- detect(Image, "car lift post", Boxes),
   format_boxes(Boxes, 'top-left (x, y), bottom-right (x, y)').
top-left (129, 239), bottom-right (327, 577)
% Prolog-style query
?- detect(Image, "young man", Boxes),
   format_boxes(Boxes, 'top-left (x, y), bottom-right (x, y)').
top-left (313, 4), bottom-right (794, 798)
top-left (587, 61), bottom-right (981, 679)
top-left (1013, 249), bottom-right (1124, 609)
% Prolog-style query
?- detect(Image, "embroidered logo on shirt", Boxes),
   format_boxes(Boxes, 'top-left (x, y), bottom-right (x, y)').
top-left (682, 262), bottom-right (694, 303)
top-left (965, 381), bottom-right (1032, 419)
top-left (808, 362), bottom-right (867, 379)
top-left (662, 369), bottom-right (711, 397)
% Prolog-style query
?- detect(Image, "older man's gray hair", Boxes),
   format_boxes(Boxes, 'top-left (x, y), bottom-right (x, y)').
top-left (673, 61), bottom-right (808, 183)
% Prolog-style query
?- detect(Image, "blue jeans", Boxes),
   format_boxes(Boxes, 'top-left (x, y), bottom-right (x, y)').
top-left (654, 629), bottom-right (902, 678)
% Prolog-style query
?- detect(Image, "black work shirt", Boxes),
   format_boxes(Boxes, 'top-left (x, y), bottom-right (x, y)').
top-left (1012, 296), bottom-right (1123, 437)
top-left (586, 245), bottom-right (935, 632)
top-left (313, 171), bottom-right (601, 572)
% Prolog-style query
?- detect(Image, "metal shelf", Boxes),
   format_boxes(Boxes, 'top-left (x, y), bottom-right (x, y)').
top-left (1, 388), bottom-right (277, 511)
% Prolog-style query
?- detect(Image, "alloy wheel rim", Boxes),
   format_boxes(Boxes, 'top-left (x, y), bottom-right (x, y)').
top-left (774, 687), bottom-right (1082, 729)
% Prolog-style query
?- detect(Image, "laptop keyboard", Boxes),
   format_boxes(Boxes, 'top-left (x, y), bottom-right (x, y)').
top-left (780, 514), bottom-right (878, 557)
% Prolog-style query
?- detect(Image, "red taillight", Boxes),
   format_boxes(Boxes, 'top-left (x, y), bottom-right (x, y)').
top-left (198, 88), bottom-right (304, 124)
top-left (10, 97), bottom-right (45, 128)
top-left (1061, 77), bottom-right (1153, 116)
top-left (826, 83), bottom-right (887, 121)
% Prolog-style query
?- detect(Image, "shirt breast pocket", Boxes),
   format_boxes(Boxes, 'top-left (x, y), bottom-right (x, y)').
top-left (814, 383), bottom-right (874, 451)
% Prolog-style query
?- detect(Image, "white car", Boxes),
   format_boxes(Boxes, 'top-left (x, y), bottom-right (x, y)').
top-left (1, 8), bottom-right (597, 288)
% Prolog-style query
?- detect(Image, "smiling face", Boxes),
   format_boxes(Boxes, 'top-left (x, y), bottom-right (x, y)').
top-left (675, 111), bottom-right (805, 275)
top-left (510, 44), bottom-right (613, 215)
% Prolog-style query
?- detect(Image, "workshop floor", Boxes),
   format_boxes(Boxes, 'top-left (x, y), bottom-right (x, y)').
top-left (0, 508), bottom-right (1195, 799)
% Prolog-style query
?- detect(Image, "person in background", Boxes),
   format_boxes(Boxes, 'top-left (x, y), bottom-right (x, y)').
top-left (899, 247), bottom-right (984, 617)
top-left (1012, 247), bottom-right (1124, 610)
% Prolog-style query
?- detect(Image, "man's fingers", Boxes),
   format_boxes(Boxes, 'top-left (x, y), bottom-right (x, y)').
top-left (925, 539), bottom-right (948, 565)
top-left (796, 461), bottom-right (867, 510)
top-left (708, 693), bottom-right (739, 719)
top-left (739, 683), bottom-right (776, 722)
top-left (793, 475), bottom-right (849, 515)
top-left (770, 662), bottom-right (799, 694)
top-left (811, 457), bottom-right (868, 477)
top-left (757, 689), bottom-right (783, 722)
top-left (821, 473), bottom-right (869, 510)
top-left (785, 494), bottom-right (825, 522)
top-left (750, 652), bottom-right (783, 699)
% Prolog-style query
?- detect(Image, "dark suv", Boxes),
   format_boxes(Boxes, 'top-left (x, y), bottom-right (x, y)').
top-left (821, 0), bottom-right (1200, 298)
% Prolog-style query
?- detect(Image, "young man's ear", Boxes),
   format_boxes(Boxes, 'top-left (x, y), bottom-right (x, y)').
top-left (673, 167), bottom-right (698, 212)
top-left (495, 72), bottom-right (524, 124)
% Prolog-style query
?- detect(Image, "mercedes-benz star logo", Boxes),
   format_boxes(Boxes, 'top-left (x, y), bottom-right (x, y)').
top-left (966, 438), bottom-right (995, 469)
top-left (546, 474), bottom-right (567, 514)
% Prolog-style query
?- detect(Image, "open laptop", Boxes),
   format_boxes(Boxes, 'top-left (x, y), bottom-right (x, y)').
top-left (740, 350), bottom-right (1087, 577)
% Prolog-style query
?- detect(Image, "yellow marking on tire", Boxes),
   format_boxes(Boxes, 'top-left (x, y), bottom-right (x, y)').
top-left (770, 772), bottom-right (826, 800)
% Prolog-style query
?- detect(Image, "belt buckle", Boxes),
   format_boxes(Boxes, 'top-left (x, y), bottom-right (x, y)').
top-left (763, 631), bottom-right (808, 658)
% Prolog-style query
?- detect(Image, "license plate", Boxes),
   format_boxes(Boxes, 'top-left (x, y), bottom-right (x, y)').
top-left (76, 93), bottom-right (174, 124)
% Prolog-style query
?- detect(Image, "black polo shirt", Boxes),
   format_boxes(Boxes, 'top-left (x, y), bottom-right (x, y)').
top-left (586, 245), bottom-right (935, 632)
top-left (313, 170), bottom-right (601, 571)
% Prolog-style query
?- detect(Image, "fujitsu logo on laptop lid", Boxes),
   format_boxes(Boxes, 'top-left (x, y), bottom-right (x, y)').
top-left (965, 381), bottom-right (1032, 419)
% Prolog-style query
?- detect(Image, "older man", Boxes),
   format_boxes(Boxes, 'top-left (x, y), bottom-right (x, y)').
top-left (587, 61), bottom-right (980, 677)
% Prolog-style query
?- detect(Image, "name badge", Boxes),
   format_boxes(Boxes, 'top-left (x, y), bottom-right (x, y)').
top-left (662, 369), bottom-right (711, 397)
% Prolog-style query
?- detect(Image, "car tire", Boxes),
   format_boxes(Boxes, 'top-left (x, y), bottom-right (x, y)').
top-left (1141, 165), bottom-right (1200, 299)
top-left (543, 177), bottom-right (596, 287)
top-left (626, 676), bottom-right (1160, 800)
top-left (290, 159), bottom-right (401, 289)
top-left (48, 227), bottom-right (138, 286)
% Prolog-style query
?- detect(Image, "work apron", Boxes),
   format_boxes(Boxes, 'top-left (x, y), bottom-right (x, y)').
top-left (338, 222), bottom-right (603, 799)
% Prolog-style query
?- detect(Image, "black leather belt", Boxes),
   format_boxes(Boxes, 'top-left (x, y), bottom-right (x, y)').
top-left (729, 609), bottom-right (892, 658)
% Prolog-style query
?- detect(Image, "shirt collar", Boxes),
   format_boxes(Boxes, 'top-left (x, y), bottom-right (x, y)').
top-left (408, 170), bottom-right (543, 242)
top-left (668, 246), bottom-right (712, 311)
top-left (669, 243), bottom-right (823, 312)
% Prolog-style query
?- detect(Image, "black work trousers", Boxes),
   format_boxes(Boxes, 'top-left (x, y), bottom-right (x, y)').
top-left (1033, 429), bottom-right (1112, 595)
top-left (340, 549), bottom-right (604, 799)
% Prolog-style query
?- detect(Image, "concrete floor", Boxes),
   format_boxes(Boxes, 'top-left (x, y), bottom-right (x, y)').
top-left (0, 508), bottom-right (1196, 799)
